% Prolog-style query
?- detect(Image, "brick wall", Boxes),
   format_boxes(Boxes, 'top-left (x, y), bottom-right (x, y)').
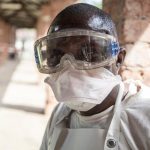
top-left (0, 18), bottom-right (16, 63)
top-left (104, 0), bottom-right (150, 86)
top-left (36, 0), bottom-right (77, 38)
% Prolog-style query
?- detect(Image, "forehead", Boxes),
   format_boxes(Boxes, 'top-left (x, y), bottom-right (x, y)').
top-left (49, 17), bottom-right (115, 36)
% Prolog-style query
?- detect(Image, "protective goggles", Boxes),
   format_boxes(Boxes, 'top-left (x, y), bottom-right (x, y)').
top-left (34, 29), bottom-right (120, 74)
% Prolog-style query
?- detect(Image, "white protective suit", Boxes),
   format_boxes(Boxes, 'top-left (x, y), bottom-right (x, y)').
top-left (40, 81), bottom-right (150, 150)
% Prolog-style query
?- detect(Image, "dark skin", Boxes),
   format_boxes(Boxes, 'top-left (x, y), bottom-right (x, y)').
top-left (48, 3), bottom-right (126, 116)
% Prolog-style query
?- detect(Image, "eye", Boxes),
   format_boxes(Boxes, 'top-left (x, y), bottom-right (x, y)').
top-left (47, 49), bottom-right (65, 67)
top-left (79, 43), bottom-right (93, 61)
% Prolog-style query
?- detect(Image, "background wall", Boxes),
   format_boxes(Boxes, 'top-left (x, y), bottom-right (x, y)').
top-left (104, 0), bottom-right (150, 86)
top-left (0, 19), bottom-right (16, 63)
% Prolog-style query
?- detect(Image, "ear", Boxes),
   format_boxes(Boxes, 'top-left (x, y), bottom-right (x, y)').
top-left (116, 48), bottom-right (126, 66)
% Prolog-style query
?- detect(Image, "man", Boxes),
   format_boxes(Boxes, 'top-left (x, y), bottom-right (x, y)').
top-left (34, 3), bottom-right (150, 150)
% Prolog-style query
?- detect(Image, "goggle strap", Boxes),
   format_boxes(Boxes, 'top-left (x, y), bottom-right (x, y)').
top-left (111, 41), bottom-right (120, 56)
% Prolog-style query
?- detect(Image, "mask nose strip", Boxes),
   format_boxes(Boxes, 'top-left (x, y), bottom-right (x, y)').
top-left (60, 54), bottom-right (74, 69)
top-left (63, 60), bottom-right (72, 67)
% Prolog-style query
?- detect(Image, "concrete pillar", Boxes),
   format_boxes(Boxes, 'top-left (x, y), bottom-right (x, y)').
top-left (36, 0), bottom-right (77, 38)
top-left (103, 0), bottom-right (150, 86)
top-left (0, 18), bottom-right (16, 63)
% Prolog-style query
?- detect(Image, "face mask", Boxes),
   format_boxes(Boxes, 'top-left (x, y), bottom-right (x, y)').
top-left (45, 66), bottom-right (121, 111)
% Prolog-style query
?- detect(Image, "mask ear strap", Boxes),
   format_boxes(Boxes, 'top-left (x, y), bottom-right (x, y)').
top-left (116, 62), bottom-right (121, 68)
top-left (116, 62), bottom-right (121, 75)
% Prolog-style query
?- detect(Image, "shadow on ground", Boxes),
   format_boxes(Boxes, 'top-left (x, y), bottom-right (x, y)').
top-left (1, 103), bottom-right (45, 114)
top-left (0, 59), bottom-right (19, 102)
top-left (0, 57), bottom-right (46, 114)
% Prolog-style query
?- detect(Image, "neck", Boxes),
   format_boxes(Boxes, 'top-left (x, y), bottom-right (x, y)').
top-left (80, 85), bottom-right (120, 116)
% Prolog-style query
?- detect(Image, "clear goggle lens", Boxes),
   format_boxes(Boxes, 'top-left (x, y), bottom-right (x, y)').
top-left (34, 29), bottom-right (120, 74)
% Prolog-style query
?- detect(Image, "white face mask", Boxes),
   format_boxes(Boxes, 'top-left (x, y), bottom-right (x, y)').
top-left (45, 66), bottom-right (121, 111)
